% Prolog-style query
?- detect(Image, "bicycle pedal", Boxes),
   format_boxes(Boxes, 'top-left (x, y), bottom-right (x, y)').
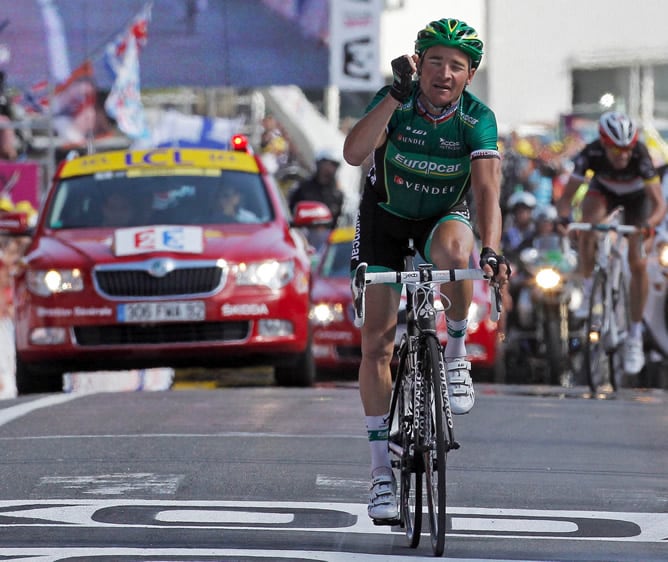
top-left (450, 440), bottom-right (460, 450)
top-left (372, 517), bottom-right (401, 526)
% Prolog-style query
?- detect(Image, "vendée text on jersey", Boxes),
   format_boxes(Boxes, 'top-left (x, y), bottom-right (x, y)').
top-left (393, 175), bottom-right (461, 195)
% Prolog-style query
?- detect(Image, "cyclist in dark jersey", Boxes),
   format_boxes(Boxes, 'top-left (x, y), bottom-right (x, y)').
top-left (343, 18), bottom-right (509, 522)
top-left (556, 111), bottom-right (666, 376)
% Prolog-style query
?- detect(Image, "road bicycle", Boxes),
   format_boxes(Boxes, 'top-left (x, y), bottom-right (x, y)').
top-left (568, 207), bottom-right (637, 394)
top-left (352, 240), bottom-right (500, 556)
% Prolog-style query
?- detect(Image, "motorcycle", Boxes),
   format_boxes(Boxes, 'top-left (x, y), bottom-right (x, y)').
top-left (641, 222), bottom-right (668, 388)
top-left (503, 233), bottom-right (584, 385)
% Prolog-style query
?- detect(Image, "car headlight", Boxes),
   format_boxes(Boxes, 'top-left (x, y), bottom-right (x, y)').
top-left (27, 269), bottom-right (84, 297)
top-left (535, 267), bottom-right (561, 290)
top-left (235, 259), bottom-right (295, 290)
top-left (658, 242), bottom-right (668, 268)
top-left (310, 302), bottom-right (344, 326)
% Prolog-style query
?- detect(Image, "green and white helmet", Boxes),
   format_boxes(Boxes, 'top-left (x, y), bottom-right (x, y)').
top-left (415, 18), bottom-right (483, 69)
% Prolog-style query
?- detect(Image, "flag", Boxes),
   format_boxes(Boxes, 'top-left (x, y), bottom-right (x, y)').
top-left (104, 34), bottom-right (149, 143)
top-left (105, 2), bottom-right (152, 79)
top-left (37, 0), bottom-right (71, 83)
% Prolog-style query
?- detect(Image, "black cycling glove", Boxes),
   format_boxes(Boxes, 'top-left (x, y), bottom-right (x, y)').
top-left (479, 246), bottom-right (511, 278)
top-left (389, 56), bottom-right (414, 103)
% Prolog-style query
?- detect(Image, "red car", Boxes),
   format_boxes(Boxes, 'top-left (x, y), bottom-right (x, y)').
top-left (4, 140), bottom-right (332, 393)
top-left (310, 227), bottom-right (499, 378)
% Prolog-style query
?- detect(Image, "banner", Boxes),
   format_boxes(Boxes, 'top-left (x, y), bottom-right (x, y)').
top-left (329, 0), bottom-right (383, 91)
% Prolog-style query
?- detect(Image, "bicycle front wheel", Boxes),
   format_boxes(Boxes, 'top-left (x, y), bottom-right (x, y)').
top-left (609, 268), bottom-right (631, 390)
top-left (388, 339), bottom-right (421, 548)
top-left (421, 334), bottom-right (447, 556)
top-left (585, 270), bottom-right (612, 393)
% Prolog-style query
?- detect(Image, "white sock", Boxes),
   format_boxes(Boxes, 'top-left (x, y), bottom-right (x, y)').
top-left (630, 321), bottom-right (643, 340)
top-left (445, 318), bottom-right (467, 359)
top-left (366, 414), bottom-right (391, 477)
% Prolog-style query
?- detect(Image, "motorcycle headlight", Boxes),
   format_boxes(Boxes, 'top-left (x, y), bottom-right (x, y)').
top-left (310, 302), bottom-right (344, 326)
top-left (235, 259), bottom-right (295, 290)
top-left (535, 267), bottom-right (561, 290)
top-left (27, 269), bottom-right (84, 297)
top-left (658, 242), bottom-right (668, 268)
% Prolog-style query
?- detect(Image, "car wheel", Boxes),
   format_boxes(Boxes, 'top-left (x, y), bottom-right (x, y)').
top-left (274, 344), bottom-right (315, 387)
top-left (15, 356), bottom-right (63, 394)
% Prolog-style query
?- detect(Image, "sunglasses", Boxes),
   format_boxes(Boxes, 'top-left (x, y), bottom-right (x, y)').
top-left (601, 138), bottom-right (634, 155)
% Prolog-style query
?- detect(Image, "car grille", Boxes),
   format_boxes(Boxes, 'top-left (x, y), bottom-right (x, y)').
top-left (74, 321), bottom-right (249, 346)
top-left (94, 259), bottom-right (226, 298)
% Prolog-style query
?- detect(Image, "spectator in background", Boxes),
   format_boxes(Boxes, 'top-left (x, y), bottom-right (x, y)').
top-left (288, 147), bottom-right (345, 252)
top-left (501, 190), bottom-right (537, 261)
top-left (0, 71), bottom-right (18, 160)
top-left (288, 148), bottom-right (344, 226)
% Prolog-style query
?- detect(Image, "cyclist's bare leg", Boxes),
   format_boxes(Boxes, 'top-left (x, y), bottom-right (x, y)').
top-left (359, 284), bottom-right (401, 416)
top-left (427, 219), bottom-right (475, 321)
top-left (578, 192), bottom-right (607, 278)
top-left (627, 232), bottom-right (648, 324)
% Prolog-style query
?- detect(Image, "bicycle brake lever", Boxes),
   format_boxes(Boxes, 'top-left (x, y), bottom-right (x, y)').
top-left (352, 262), bottom-right (368, 328)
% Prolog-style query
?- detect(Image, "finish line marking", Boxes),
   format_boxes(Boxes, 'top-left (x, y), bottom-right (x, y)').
top-left (0, 500), bottom-right (664, 542)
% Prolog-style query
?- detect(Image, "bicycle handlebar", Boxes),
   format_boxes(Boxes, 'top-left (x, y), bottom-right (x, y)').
top-left (351, 262), bottom-right (502, 328)
top-left (567, 222), bottom-right (638, 235)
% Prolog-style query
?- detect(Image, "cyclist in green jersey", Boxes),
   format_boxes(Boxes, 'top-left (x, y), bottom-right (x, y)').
top-left (344, 18), bottom-right (510, 521)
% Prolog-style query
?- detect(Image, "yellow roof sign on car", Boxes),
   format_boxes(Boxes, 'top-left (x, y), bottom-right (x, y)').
top-left (59, 148), bottom-right (259, 178)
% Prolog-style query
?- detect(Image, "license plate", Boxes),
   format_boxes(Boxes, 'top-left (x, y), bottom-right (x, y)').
top-left (117, 301), bottom-right (206, 323)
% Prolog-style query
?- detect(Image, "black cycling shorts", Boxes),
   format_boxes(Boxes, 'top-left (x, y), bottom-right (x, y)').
top-left (587, 179), bottom-right (648, 227)
top-left (350, 186), bottom-right (471, 273)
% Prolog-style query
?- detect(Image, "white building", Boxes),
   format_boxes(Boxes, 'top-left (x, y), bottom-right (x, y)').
top-left (380, 0), bottom-right (668, 134)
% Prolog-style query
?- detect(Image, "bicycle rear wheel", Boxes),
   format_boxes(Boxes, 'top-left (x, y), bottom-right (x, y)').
top-left (585, 270), bottom-right (613, 393)
top-left (388, 340), bottom-right (421, 548)
top-left (421, 334), bottom-right (447, 556)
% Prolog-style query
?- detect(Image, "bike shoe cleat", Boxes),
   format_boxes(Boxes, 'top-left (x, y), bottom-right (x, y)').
top-left (368, 474), bottom-right (398, 521)
top-left (623, 337), bottom-right (645, 375)
top-left (446, 358), bottom-right (474, 415)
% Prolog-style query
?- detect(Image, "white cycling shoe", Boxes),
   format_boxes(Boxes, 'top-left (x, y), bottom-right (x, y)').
top-left (367, 474), bottom-right (398, 520)
top-left (447, 358), bottom-right (475, 415)
top-left (623, 337), bottom-right (645, 375)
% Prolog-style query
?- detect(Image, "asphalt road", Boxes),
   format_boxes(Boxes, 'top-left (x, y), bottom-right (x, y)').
top-left (0, 377), bottom-right (665, 561)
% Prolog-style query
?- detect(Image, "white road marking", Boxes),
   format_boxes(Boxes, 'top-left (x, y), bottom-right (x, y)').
top-left (155, 509), bottom-right (294, 524)
top-left (316, 474), bottom-right (368, 489)
top-left (0, 499), bottom-right (664, 542)
top-left (37, 473), bottom-right (183, 495)
top-left (0, 394), bottom-right (78, 427)
top-left (0, 548), bottom-right (520, 561)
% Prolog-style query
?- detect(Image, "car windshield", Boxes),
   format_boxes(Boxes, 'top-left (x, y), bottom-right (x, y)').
top-left (45, 170), bottom-right (274, 229)
top-left (320, 240), bottom-right (352, 278)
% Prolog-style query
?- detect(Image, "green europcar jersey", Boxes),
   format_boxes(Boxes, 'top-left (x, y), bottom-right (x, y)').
top-left (366, 84), bottom-right (500, 220)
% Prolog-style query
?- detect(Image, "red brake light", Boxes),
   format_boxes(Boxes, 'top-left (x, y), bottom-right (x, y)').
top-left (231, 134), bottom-right (249, 152)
